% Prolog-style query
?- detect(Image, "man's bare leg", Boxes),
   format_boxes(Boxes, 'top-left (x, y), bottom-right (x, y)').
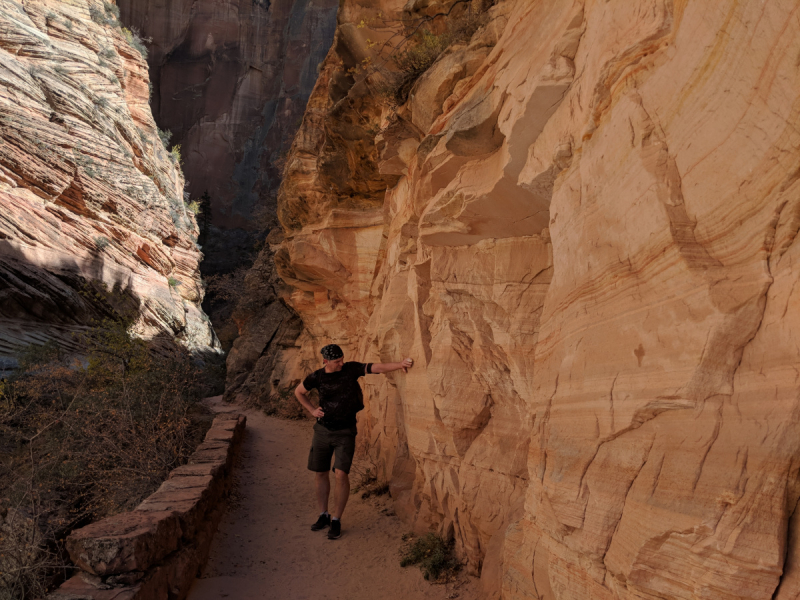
top-left (332, 469), bottom-right (350, 519)
top-left (315, 471), bottom-right (330, 514)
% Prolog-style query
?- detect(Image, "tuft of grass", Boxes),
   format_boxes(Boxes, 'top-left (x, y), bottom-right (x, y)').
top-left (185, 200), bottom-right (200, 214)
top-left (93, 235), bottom-right (110, 250)
top-left (400, 533), bottom-right (461, 581)
top-left (167, 277), bottom-right (180, 288)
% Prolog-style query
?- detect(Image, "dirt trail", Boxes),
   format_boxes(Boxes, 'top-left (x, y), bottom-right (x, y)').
top-left (188, 400), bottom-right (480, 600)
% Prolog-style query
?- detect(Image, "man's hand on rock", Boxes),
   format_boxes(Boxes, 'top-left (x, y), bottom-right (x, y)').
top-left (311, 407), bottom-right (324, 418)
top-left (402, 358), bottom-right (414, 373)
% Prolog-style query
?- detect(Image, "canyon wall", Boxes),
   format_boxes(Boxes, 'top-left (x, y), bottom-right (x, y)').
top-left (117, 0), bottom-right (338, 348)
top-left (245, 0), bottom-right (800, 598)
top-left (0, 0), bottom-right (218, 365)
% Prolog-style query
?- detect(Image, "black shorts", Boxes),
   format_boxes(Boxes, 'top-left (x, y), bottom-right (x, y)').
top-left (307, 422), bottom-right (357, 474)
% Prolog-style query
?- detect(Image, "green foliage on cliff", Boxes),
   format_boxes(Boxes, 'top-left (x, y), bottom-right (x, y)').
top-left (0, 321), bottom-right (221, 599)
top-left (157, 127), bottom-right (172, 149)
top-left (170, 144), bottom-right (182, 165)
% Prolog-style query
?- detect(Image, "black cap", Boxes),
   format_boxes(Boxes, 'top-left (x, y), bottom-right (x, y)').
top-left (321, 344), bottom-right (344, 360)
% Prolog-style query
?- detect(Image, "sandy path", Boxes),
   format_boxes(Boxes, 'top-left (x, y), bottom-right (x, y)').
top-left (187, 403), bottom-right (480, 600)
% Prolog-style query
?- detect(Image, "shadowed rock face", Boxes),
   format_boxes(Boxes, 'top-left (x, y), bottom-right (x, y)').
top-left (117, 0), bottom-right (338, 278)
top-left (0, 0), bottom-right (218, 364)
top-left (235, 0), bottom-right (800, 598)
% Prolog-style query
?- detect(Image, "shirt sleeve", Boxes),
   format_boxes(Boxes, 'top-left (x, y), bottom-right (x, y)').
top-left (344, 362), bottom-right (368, 378)
top-left (302, 370), bottom-right (319, 391)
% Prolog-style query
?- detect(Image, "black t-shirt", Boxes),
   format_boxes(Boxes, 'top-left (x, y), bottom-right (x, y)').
top-left (303, 362), bottom-right (372, 430)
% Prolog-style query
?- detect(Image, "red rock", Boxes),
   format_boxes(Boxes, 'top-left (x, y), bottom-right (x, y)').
top-left (47, 574), bottom-right (139, 599)
top-left (116, 0), bottom-right (339, 347)
top-left (0, 0), bottom-right (219, 360)
top-left (168, 462), bottom-right (223, 479)
top-left (66, 511), bottom-right (181, 576)
top-left (240, 0), bottom-right (800, 598)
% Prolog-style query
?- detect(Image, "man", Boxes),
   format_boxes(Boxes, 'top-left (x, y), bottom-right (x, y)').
top-left (294, 344), bottom-right (413, 539)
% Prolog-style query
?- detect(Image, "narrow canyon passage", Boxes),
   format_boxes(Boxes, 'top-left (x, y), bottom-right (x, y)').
top-left (188, 401), bottom-right (479, 600)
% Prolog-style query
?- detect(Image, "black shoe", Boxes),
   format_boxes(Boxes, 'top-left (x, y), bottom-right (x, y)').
top-left (327, 519), bottom-right (342, 539)
top-left (311, 513), bottom-right (330, 531)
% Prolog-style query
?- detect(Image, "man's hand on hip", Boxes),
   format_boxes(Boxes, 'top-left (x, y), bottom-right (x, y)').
top-left (311, 407), bottom-right (325, 418)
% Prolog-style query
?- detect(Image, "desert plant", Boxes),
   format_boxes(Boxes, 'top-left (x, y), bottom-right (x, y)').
top-left (89, 6), bottom-right (105, 25)
top-left (157, 128), bottom-right (172, 150)
top-left (203, 267), bottom-right (249, 305)
top-left (358, 1), bottom-right (488, 104)
top-left (170, 144), bottom-right (182, 164)
top-left (0, 321), bottom-right (218, 597)
top-left (393, 29), bottom-right (451, 79)
top-left (185, 200), bottom-right (200, 214)
top-left (400, 532), bottom-right (461, 581)
top-left (121, 27), bottom-right (149, 60)
top-left (167, 276), bottom-right (180, 288)
top-left (350, 457), bottom-right (390, 498)
top-left (93, 235), bottom-right (110, 250)
top-left (103, 1), bottom-right (120, 21)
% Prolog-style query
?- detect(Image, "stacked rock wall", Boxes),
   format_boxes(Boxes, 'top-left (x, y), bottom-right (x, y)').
top-left (243, 0), bottom-right (800, 598)
top-left (0, 0), bottom-right (218, 362)
top-left (49, 413), bottom-right (246, 600)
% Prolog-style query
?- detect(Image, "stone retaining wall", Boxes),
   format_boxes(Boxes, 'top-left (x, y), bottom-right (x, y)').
top-left (47, 412), bottom-right (246, 600)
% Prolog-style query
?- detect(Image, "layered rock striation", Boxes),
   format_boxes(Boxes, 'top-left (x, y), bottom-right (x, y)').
top-left (0, 0), bottom-right (218, 364)
top-left (243, 0), bottom-right (800, 598)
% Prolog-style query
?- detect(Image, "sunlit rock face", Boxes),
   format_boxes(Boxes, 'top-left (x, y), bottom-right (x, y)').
top-left (249, 0), bottom-right (800, 598)
top-left (0, 0), bottom-right (218, 364)
top-left (117, 0), bottom-right (338, 277)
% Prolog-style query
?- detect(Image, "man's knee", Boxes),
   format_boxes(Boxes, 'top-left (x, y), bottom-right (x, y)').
top-left (315, 471), bottom-right (329, 480)
top-left (334, 468), bottom-right (349, 481)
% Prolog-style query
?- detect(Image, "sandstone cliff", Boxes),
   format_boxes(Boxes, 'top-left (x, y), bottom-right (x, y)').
top-left (117, 0), bottom-right (338, 348)
top-left (0, 0), bottom-right (218, 365)
top-left (247, 0), bottom-right (800, 598)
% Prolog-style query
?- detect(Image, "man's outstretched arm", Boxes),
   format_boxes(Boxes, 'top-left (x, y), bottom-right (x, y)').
top-left (370, 358), bottom-right (414, 374)
top-left (295, 382), bottom-right (324, 418)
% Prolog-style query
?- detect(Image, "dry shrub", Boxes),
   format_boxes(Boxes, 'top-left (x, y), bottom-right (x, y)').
top-left (350, 457), bottom-right (390, 499)
top-left (400, 532), bottom-right (461, 581)
top-left (204, 266), bottom-right (249, 305)
top-left (0, 321), bottom-right (216, 599)
top-left (383, 2), bottom-right (487, 103)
